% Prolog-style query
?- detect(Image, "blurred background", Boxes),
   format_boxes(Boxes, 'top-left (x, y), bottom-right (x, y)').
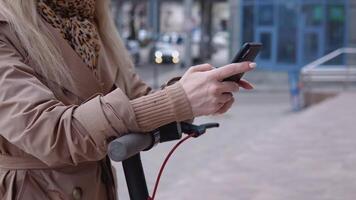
top-left (110, 0), bottom-right (356, 199)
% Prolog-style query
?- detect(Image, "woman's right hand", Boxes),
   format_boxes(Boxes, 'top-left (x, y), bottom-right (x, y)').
top-left (179, 62), bottom-right (256, 117)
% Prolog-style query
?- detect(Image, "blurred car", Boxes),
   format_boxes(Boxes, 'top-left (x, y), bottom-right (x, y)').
top-left (151, 42), bottom-right (180, 64)
top-left (149, 33), bottom-right (183, 65)
top-left (160, 32), bottom-right (184, 45)
top-left (153, 31), bottom-right (203, 65)
top-left (125, 40), bottom-right (140, 64)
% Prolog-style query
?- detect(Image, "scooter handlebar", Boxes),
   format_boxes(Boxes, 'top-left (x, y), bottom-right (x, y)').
top-left (108, 133), bottom-right (155, 162)
top-left (108, 122), bottom-right (219, 162)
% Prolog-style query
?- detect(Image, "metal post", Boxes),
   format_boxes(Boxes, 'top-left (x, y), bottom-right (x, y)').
top-left (228, 0), bottom-right (241, 60)
top-left (200, 0), bottom-right (213, 61)
top-left (184, 0), bottom-right (193, 68)
top-left (148, 0), bottom-right (160, 88)
top-left (148, 0), bottom-right (160, 38)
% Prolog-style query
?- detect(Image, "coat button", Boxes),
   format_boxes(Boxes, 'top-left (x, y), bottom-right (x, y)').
top-left (72, 187), bottom-right (83, 200)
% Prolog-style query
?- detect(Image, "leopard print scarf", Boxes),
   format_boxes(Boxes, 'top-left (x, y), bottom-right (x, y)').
top-left (37, 0), bottom-right (100, 70)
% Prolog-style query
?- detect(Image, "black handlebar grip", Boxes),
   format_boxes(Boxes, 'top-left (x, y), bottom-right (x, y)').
top-left (108, 133), bottom-right (153, 162)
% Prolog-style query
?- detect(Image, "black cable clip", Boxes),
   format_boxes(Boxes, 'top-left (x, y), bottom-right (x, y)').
top-left (180, 122), bottom-right (220, 138)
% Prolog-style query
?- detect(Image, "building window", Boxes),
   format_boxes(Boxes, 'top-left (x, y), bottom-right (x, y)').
top-left (302, 4), bottom-right (323, 26)
top-left (242, 5), bottom-right (254, 43)
top-left (240, 0), bottom-right (347, 69)
top-left (258, 4), bottom-right (274, 26)
top-left (325, 4), bottom-right (345, 53)
top-left (277, 2), bottom-right (297, 63)
top-left (304, 33), bottom-right (320, 63)
top-left (260, 32), bottom-right (272, 60)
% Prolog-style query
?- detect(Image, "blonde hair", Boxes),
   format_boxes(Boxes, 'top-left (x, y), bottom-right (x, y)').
top-left (0, 0), bottom-right (133, 86)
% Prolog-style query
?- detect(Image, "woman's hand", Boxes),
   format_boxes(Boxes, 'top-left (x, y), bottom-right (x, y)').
top-left (179, 62), bottom-right (255, 117)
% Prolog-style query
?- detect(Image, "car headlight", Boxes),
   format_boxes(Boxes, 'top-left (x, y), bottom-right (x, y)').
top-left (155, 57), bottom-right (163, 64)
top-left (172, 51), bottom-right (179, 58)
top-left (155, 51), bottom-right (163, 58)
top-left (172, 57), bottom-right (179, 64)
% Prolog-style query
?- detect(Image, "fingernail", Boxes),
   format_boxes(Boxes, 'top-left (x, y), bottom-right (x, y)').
top-left (249, 62), bottom-right (257, 69)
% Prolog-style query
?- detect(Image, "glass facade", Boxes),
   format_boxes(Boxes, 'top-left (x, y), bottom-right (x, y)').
top-left (240, 0), bottom-right (348, 70)
top-left (277, 2), bottom-right (298, 63)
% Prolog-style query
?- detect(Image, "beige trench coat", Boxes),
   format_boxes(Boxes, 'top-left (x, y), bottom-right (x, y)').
top-left (0, 13), bottom-right (154, 200)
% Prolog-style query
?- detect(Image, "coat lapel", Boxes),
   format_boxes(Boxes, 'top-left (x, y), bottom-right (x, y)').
top-left (40, 18), bottom-right (103, 100)
top-left (96, 39), bottom-right (119, 94)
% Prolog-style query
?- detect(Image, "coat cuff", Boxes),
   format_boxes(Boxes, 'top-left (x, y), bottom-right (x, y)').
top-left (101, 88), bottom-right (141, 133)
top-left (73, 95), bottom-right (118, 149)
top-left (130, 82), bottom-right (193, 132)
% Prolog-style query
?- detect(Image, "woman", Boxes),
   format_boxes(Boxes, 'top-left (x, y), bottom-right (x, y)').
top-left (0, 0), bottom-right (255, 199)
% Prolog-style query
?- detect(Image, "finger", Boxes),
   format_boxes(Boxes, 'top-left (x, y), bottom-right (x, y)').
top-left (217, 81), bottom-right (239, 93)
top-left (215, 98), bottom-right (235, 114)
top-left (238, 79), bottom-right (254, 90)
top-left (217, 98), bottom-right (234, 114)
top-left (216, 92), bottom-right (233, 104)
top-left (189, 63), bottom-right (214, 72)
top-left (211, 62), bottom-right (256, 81)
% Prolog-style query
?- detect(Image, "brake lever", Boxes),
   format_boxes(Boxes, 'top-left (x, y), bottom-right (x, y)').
top-left (180, 122), bottom-right (219, 137)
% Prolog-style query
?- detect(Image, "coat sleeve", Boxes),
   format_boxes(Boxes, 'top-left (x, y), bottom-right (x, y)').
top-left (111, 59), bottom-right (194, 132)
top-left (0, 33), bottom-right (137, 167)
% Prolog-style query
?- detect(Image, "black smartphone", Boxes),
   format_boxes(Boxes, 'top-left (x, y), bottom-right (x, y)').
top-left (223, 42), bottom-right (262, 82)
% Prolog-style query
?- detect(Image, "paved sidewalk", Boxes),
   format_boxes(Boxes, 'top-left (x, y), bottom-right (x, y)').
top-left (114, 92), bottom-right (356, 199)
top-left (114, 91), bottom-right (292, 200)
top-left (155, 92), bottom-right (356, 200)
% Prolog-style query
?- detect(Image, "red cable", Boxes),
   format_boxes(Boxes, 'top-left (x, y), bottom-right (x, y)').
top-left (148, 135), bottom-right (193, 200)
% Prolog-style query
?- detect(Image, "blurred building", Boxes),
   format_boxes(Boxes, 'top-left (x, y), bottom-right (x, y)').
top-left (113, 0), bottom-right (354, 66)
top-left (113, 0), bottom-right (229, 64)
top-left (239, 0), bottom-right (355, 71)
